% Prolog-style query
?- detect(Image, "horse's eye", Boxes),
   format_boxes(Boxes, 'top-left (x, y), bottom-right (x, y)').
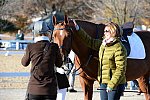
top-left (67, 34), bottom-right (71, 38)
top-left (61, 22), bottom-right (64, 25)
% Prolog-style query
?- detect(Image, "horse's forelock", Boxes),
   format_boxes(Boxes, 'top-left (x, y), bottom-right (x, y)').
top-left (52, 16), bottom-right (57, 26)
top-left (64, 15), bottom-right (69, 25)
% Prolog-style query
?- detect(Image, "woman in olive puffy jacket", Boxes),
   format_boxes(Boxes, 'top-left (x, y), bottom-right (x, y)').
top-left (73, 21), bottom-right (127, 100)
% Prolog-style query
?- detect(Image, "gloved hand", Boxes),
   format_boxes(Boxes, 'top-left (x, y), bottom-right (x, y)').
top-left (72, 19), bottom-right (80, 31)
top-left (56, 67), bottom-right (65, 74)
top-left (106, 87), bottom-right (113, 92)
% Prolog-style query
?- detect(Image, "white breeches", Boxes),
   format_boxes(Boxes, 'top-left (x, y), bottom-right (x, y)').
top-left (57, 88), bottom-right (67, 100)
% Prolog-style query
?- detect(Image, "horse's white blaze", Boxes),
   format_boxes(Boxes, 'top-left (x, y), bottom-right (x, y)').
top-left (60, 30), bottom-right (63, 36)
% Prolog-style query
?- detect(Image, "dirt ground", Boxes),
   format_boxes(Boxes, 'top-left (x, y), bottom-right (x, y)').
top-left (0, 88), bottom-right (145, 100)
top-left (0, 52), bottom-right (145, 100)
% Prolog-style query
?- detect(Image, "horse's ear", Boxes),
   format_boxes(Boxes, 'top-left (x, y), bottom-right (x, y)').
top-left (52, 16), bottom-right (57, 25)
top-left (64, 15), bottom-right (69, 25)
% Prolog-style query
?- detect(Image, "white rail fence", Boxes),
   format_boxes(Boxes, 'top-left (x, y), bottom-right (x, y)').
top-left (0, 40), bottom-right (33, 50)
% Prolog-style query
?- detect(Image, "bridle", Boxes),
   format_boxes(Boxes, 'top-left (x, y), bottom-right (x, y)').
top-left (53, 27), bottom-right (71, 31)
top-left (53, 25), bottom-right (73, 55)
top-left (53, 25), bottom-right (92, 76)
top-left (53, 22), bottom-right (97, 75)
top-left (53, 22), bottom-right (103, 76)
top-left (53, 24), bottom-right (74, 74)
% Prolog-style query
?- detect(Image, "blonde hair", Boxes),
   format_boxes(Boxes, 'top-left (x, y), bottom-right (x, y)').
top-left (105, 22), bottom-right (123, 37)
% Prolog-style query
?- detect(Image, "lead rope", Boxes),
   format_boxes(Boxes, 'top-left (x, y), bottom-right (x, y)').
top-left (73, 55), bottom-right (93, 75)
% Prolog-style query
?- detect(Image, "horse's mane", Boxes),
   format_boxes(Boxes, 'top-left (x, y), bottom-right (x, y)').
top-left (72, 19), bottom-right (105, 39)
top-left (76, 19), bottom-right (104, 27)
top-left (135, 31), bottom-right (150, 50)
top-left (135, 31), bottom-right (150, 34)
top-left (135, 31), bottom-right (150, 39)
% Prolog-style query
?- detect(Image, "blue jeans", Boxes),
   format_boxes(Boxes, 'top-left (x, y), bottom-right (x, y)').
top-left (130, 80), bottom-right (139, 90)
top-left (19, 43), bottom-right (24, 49)
top-left (100, 83), bottom-right (125, 100)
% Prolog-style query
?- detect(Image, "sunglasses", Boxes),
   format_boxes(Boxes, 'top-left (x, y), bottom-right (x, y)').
top-left (104, 30), bottom-right (110, 33)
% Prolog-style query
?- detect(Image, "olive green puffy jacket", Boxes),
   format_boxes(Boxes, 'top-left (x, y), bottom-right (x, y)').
top-left (76, 28), bottom-right (127, 89)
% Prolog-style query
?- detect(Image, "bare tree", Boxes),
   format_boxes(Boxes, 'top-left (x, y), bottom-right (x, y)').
top-left (80, 0), bottom-right (142, 25)
top-left (0, 0), bottom-right (150, 28)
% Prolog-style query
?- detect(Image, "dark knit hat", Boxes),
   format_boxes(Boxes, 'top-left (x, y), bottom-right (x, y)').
top-left (122, 22), bottom-right (134, 29)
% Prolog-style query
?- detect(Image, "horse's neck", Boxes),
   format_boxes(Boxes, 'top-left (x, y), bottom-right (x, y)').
top-left (72, 35), bottom-right (89, 61)
top-left (71, 20), bottom-right (105, 62)
top-left (71, 29), bottom-right (97, 62)
top-left (77, 20), bottom-right (98, 37)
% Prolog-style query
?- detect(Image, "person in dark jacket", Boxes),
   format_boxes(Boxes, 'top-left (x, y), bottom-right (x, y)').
top-left (16, 29), bottom-right (24, 49)
top-left (21, 21), bottom-right (63, 100)
top-left (56, 67), bottom-right (70, 100)
top-left (122, 22), bottom-right (142, 95)
top-left (16, 29), bottom-right (24, 40)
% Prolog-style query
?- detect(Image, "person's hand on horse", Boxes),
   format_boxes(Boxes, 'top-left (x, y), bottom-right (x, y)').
top-left (72, 19), bottom-right (80, 31)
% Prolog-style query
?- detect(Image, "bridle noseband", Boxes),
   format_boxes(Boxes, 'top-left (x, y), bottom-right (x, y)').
top-left (53, 27), bottom-right (71, 31)
top-left (53, 25), bottom-right (74, 74)
top-left (53, 24), bottom-right (73, 60)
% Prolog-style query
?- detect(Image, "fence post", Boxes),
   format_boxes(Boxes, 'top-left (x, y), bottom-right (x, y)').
top-left (16, 41), bottom-right (19, 50)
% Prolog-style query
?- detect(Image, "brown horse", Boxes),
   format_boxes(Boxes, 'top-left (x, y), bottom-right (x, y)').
top-left (52, 15), bottom-right (150, 100)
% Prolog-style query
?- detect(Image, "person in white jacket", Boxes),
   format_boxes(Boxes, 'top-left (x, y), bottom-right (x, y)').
top-left (56, 67), bottom-right (70, 100)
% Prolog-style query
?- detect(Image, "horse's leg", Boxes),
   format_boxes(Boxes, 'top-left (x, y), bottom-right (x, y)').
top-left (79, 75), bottom-right (94, 100)
top-left (138, 74), bottom-right (150, 100)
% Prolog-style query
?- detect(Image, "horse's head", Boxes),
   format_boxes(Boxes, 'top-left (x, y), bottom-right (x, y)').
top-left (52, 15), bottom-right (73, 62)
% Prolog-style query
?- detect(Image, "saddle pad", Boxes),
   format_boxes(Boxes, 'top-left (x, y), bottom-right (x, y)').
top-left (127, 32), bottom-right (146, 59)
